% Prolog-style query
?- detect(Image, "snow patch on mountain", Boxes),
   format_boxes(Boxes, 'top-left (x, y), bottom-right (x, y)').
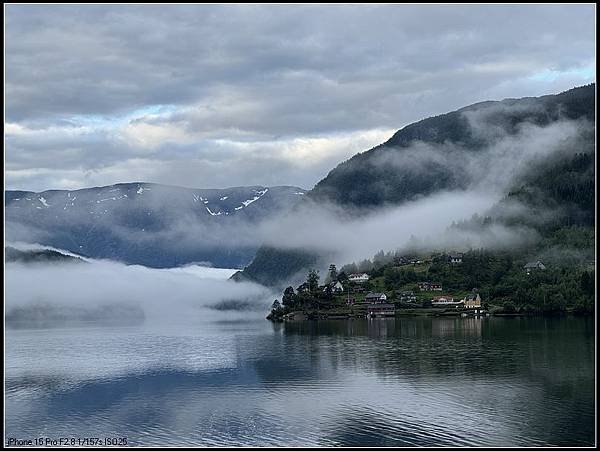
top-left (236, 188), bottom-right (269, 210)
top-left (206, 206), bottom-right (223, 216)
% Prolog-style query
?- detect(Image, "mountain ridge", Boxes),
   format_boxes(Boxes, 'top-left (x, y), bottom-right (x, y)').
top-left (5, 182), bottom-right (307, 268)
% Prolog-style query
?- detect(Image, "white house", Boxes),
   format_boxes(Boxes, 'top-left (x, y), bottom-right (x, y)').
top-left (348, 273), bottom-right (370, 283)
top-left (431, 296), bottom-right (463, 307)
top-left (334, 281), bottom-right (344, 292)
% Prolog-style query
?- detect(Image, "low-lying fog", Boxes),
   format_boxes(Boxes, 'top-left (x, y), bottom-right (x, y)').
top-left (5, 256), bottom-right (277, 328)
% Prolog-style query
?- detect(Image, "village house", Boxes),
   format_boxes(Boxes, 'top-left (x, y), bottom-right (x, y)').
top-left (393, 256), bottom-right (410, 266)
top-left (367, 303), bottom-right (395, 317)
top-left (365, 292), bottom-right (388, 303)
top-left (431, 296), bottom-right (464, 307)
top-left (348, 273), bottom-right (370, 283)
top-left (523, 260), bottom-right (546, 274)
top-left (418, 282), bottom-right (443, 291)
top-left (323, 281), bottom-right (344, 294)
top-left (400, 291), bottom-right (417, 303)
top-left (463, 292), bottom-right (482, 309)
top-left (449, 253), bottom-right (463, 264)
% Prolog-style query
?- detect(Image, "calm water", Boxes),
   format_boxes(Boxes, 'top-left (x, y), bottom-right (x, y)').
top-left (5, 316), bottom-right (596, 446)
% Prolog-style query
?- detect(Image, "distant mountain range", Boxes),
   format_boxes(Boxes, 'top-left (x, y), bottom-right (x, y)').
top-left (5, 183), bottom-right (307, 268)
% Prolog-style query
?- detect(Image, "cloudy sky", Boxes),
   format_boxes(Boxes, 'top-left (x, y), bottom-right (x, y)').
top-left (5, 4), bottom-right (596, 192)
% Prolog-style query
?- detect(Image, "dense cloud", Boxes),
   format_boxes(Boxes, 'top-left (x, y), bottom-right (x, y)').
top-left (5, 4), bottom-right (596, 191)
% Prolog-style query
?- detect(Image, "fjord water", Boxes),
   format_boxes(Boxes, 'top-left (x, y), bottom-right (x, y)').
top-left (5, 316), bottom-right (595, 446)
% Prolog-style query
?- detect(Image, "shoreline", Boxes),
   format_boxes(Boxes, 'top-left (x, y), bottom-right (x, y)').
top-left (268, 309), bottom-right (593, 322)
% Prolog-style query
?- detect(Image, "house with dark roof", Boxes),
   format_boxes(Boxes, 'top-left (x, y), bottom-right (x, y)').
top-left (449, 253), bottom-right (463, 264)
top-left (323, 281), bottom-right (344, 294)
top-left (400, 291), bottom-right (417, 303)
top-left (367, 303), bottom-right (395, 317)
top-left (524, 260), bottom-right (546, 274)
top-left (463, 292), bottom-right (482, 309)
top-left (418, 282), bottom-right (442, 291)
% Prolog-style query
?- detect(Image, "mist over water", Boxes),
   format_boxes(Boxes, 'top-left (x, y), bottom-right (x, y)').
top-left (5, 258), bottom-right (276, 327)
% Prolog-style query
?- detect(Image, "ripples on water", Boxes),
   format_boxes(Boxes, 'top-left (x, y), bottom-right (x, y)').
top-left (5, 316), bottom-right (595, 446)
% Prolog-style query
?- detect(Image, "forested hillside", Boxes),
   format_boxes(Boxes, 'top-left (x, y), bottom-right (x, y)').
top-left (309, 84), bottom-right (595, 208)
top-left (238, 84), bottom-right (595, 287)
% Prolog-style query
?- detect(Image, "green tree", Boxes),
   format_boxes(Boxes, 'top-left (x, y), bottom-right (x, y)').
top-left (323, 284), bottom-right (333, 301)
top-left (307, 269), bottom-right (320, 293)
top-left (580, 271), bottom-right (594, 297)
top-left (328, 264), bottom-right (338, 283)
top-left (282, 286), bottom-right (295, 308)
top-left (503, 300), bottom-right (516, 313)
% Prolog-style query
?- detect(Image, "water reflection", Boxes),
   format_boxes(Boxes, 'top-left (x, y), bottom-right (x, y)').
top-left (5, 317), bottom-right (595, 446)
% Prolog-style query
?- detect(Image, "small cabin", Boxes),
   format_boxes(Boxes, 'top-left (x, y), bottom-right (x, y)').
top-left (323, 281), bottom-right (344, 294)
top-left (394, 256), bottom-right (409, 266)
top-left (449, 253), bottom-right (463, 264)
top-left (523, 260), bottom-right (546, 274)
top-left (418, 282), bottom-right (443, 291)
top-left (332, 281), bottom-right (344, 293)
top-left (400, 291), bottom-right (417, 303)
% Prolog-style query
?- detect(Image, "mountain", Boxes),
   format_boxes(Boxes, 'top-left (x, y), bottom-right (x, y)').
top-left (5, 246), bottom-right (86, 264)
top-left (5, 183), bottom-right (307, 268)
top-left (309, 84), bottom-right (595, 208)
top-left (230, 246), bottom-right (319, 286)
top-left (237, 84), bottom-right (595, 287)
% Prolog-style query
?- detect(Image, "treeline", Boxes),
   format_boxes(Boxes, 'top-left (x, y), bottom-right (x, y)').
top-left (267, 268), bottom-right (341, 321)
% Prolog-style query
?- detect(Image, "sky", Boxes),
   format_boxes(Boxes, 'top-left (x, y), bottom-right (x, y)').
top-left (4, 4), bottom-right (596, 192)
